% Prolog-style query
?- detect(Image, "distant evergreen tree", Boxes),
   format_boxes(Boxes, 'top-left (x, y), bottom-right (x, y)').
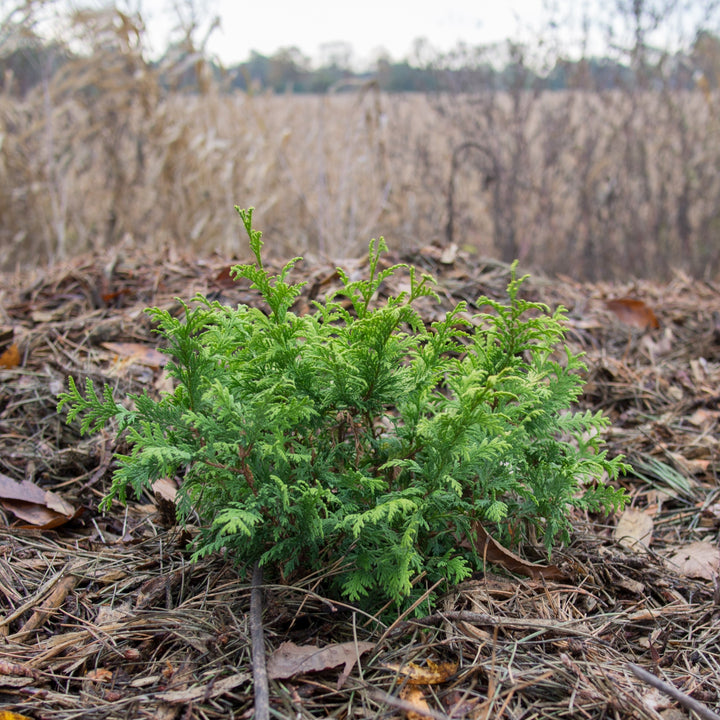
top-left (3, 29), bottom-right (720, 95)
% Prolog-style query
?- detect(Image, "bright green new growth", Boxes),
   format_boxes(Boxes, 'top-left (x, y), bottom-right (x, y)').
top-left (58, 207), bottom-right (627, 611)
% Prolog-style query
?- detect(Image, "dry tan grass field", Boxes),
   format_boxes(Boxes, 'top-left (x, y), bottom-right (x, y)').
top-left (1, 43), bottom-right (719, 280)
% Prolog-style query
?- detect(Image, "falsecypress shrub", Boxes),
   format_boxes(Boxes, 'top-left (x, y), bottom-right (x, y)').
top-left (59, 207), bottom-right (627, 611)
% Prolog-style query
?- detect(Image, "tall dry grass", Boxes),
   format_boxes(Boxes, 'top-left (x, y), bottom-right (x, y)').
top-left (439, 87), bottom-right (720, 280)
top-left (1, 7), bottom-right (719, 279)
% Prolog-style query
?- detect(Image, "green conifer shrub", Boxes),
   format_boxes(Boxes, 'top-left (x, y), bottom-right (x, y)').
top-left (58, 207), bottom-right (627, 611)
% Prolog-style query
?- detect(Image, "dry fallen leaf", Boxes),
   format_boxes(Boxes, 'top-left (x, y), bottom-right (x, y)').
top-left (0, 712), bottom-right (34, 720)
top-left (441, 689), bottom-right (484, 718)
top-left (667, 451), bottom-right (711, 477)
top-left (468, 523), bottom-right (567, 580)
top-left (0, 660), bottom-right (40, 679)
top-left (665, 542), bottom-right (720, 580)
top-left (214, 265), bottom-right (238, 288)
top-left (95, 602), bottom-right (132, 625)
top-left (0, 472), bottom-right (79, 528)
top-left (0, 343), bottom-right (20, 369)
top-left (641, 327), bottom-right (674, 356)
top-left (135, 568), bottom-right (185, 610)
top-left (614, 508), bottom-right (654, 552)
top-left (687, 408), bottom-right (718, 428)
top-left (703, 503), bottom-right (720, 524)
top-left (605, 298), bottom-right (660, 330)
top-left (384, 659), bottom-right (458, 685)
top-left (267, 640), bottom-right (375, 688)
top-left (152, 477), bottom-right (177, 503)
top-left (400, 685), bottom-right (435, 720)
top-left (152, 477), bottom-right (178, 527)
top-left (642, 686), bottom-right (675, 712)
top-left (155, 672), bottom-right (251, 703)
top-left (660, 709), bottom-right (690, 720)
top-left (85, 668), bottom-right (113, 683)
top-left (439, 243), bottom-right (458, 264)
top-left (102, 342), bottom-right (168, 368)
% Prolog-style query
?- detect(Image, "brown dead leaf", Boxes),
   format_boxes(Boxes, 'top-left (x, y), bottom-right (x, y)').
top-left (100, 288), bottom-right (132, 305)
top-left (0, 712), bottom-right (34, 720)
top-left (399, 685), bottom-right (434, 720)
top-left (667, 451), bottom-right (711, 477)
top-left (687, 408), bottom-right (718, 428)
top-left (642, 687), bottom-right (675, 712)
top-left (85, 668), bottom-right (113, 683)
top-left (0, 473), bottom-right (79, 529)
top-left (135, 568), bottom-right (185, 609)
top-left (155, 672), bottom-right (251, 703)
top-left (152, 477), bottom-right (178, 527)
top-left (665, 542), bottom-right (720, 580)
top-left (442, 689), bottom-right (483, 718)
top-left (605, 298), bottom-right (660, 330)
top-left (384, 659), bottom-right (458, 685)
top-left (689, 358), bottom-right (710, 386)
top-left (267, 640), bottom-right (375, 689)
top-left (0, 343), bottom-right (20, 369)
top-left (214, 265), bottom-right (237, 288)
top-left (439, 243), bottom-right (458, 264)
top-left (95, 602), bottom-right (132, 625)
top-left (0, 660), bottom-right (41, 679)
top-left (660, 710), bottom-right (690, 720)
top-left (613, 508), bottom-right (654, 552)
top-left (152, 477), bottom-right (177, 503)
top-left (641, 327), bottom-right (674, 356)
top-left (101, 342), bottom-right (168, 368)
top-left (469, 523), bottom-right (567, 580)
top-left (0, 473), bottom-right (51, 505)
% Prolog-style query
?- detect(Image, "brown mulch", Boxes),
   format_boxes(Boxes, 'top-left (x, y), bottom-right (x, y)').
top-left (0, 242), bottom-right (719, 720)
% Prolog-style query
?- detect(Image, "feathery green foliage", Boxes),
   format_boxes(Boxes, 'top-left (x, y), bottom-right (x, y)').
top-left (58, 206), bottom-right (628, 612)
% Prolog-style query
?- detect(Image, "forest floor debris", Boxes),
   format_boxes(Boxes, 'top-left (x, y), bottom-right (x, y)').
top-left (0, 244), bottom-right (719, 719)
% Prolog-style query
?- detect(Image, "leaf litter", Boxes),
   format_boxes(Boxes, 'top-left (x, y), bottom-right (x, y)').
top-left (0, 245), bottom-right (719, 718)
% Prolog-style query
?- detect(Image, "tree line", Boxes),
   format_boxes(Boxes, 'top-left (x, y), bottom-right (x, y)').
top-left (2, 29), bottom-right (720, 97)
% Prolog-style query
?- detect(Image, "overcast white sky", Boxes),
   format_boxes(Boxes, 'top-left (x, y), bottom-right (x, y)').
top-left (122, 0), bottom-right (716, 69)
top-left (138, 0), bottom-right (587, 68)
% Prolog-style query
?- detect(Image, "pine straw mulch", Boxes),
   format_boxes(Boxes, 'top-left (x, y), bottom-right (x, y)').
top-left (0, 242), bottom-right (719, 720)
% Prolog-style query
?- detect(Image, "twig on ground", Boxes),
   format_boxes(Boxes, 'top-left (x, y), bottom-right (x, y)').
top-left (250, 561), bottom-right (270, 720)
top-left (628, 663), bottom-right (720, 720)
top-left (389, 610), bottom-right (594, 639)
top-left (9, 559), bottom-right (86, 641)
